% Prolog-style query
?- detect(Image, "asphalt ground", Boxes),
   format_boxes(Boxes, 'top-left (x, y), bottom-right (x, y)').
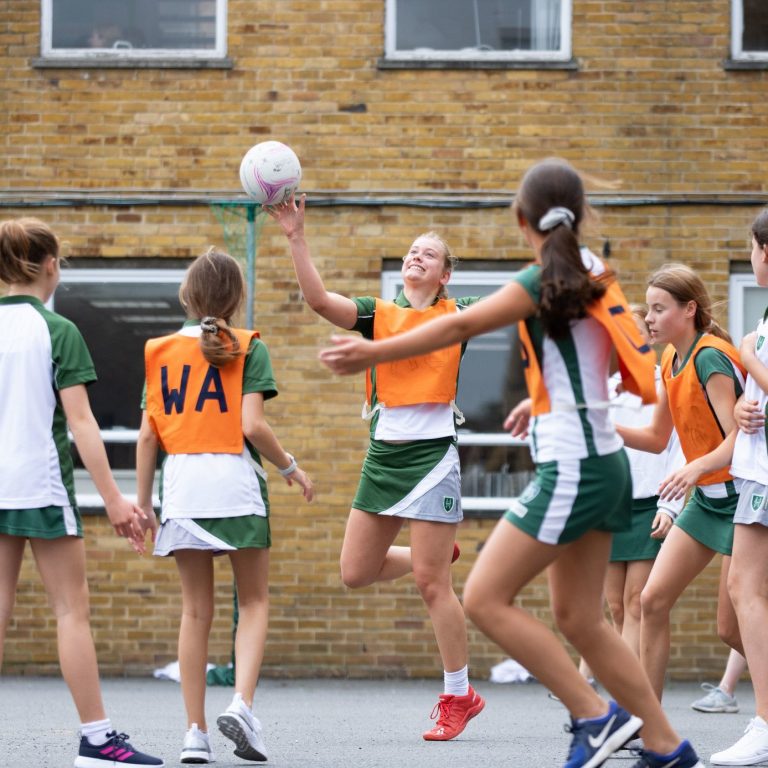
top-left (1, 676), bottom-right (761, 768)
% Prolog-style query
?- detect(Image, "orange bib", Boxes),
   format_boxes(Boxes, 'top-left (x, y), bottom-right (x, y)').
top-left (519, 279), bottom-right (657, 416)
top-left (145, 327), bottom-right (258, 454)
top-left (662, 334), bottom-right (745, 486)
top-left (367, 298), bottom-right (461, 408)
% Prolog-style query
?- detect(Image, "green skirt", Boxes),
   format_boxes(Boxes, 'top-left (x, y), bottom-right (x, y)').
top-left (675, 486), bottom-right (736, 556)
top-left (610, 496), bottom-right (662, 562)
top-left (0, 505), bottom-right (82, 539)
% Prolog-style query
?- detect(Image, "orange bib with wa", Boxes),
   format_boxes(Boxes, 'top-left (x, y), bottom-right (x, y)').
top-left (367, 298), bottom-right (461, 408)
top-left (145, 328), bottom-right (258, 454)
top-left (519, 279), bottom-right (657, 416)
top-left (662, 334), bottom-right (745, 486)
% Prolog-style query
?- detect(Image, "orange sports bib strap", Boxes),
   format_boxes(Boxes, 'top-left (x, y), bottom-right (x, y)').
top-left (519, 281), bottom-right (656, 417)
top-left (145, 327), bottom-right (258, 455)
top-left (662, 335), bottom-right (745, 486)
top-left (587, 279), bottom-right (657, 406)
top-left (365, 298), bottom-right (462, 410)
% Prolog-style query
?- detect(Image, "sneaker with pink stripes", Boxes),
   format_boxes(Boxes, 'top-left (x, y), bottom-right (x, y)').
top-left (74, 730), bottom-right (164, 767)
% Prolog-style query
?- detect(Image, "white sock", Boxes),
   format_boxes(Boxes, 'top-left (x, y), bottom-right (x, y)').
top-left (444, 665), bottom-right (469, 696)
top-left (80, 718), bottom-right (113, 746)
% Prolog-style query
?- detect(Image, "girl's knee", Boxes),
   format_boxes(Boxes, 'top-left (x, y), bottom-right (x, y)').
top-left (639, 584), bottom-right (671, 622)
top-left (339, 559), bottom-right (373, 590)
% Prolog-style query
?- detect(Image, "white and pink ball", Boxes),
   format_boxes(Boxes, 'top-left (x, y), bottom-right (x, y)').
top-left (239, 141), bottom-right (302, 205)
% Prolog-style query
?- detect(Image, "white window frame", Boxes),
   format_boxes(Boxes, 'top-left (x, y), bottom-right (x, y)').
top-left (54, 267), bottom-right (186, 507)
top-left (729, 271), bottom-right (768, 343)
top-left (40, 0), bottom-right (228, 61)
top-left (382, 269), bottom-right (528, 511)
top-left (731, 0), bottom-right (768, 62)
top-left (384, 0), bottom-right (572, 63)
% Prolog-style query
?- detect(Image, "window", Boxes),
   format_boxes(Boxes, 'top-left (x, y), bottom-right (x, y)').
top-left (41, 0), bottom-right (227, 61)
top-left (732, 0), bottom-right (768, 61)
top-left (729, 270), bottom-right (768, 343)
top-left (384, 0), bottom-right (572, 63)
top-left (382, 266), bottom-right (534, 515)
top-left (53, 267), bottom-right (186, 505)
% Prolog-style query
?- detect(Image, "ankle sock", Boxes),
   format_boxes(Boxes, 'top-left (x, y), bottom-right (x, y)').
top-left (80, 718), bottom-right (113, 746)
top-left (444, 665), bottom-right (469, 696)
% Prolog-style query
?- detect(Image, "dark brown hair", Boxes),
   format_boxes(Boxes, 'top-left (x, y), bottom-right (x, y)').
top-left (514, 158), bottom-right (606, 338)
top-left (0, 218), bottom-right (60, 284)
top-left (179, 247), bottom-right (246, 367)
top-left (647, 263), bottom-right (731, 343)
top-left (752, 208), bottom-right (768, 248)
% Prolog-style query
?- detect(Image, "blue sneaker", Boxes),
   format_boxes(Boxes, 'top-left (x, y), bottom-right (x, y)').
top-left (74, 731), bottom-right (164, 767)
top-left (630, 739), bottom-right (704, 767)
top-left (564, 700), bottom-right (642, 768)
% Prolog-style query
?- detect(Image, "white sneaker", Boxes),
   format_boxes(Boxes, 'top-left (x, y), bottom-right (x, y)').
top-left (216, 692), bottom-right (268, 762)
top-left (711, 717), bottom-right (768, 765)
top-left (180, 723), bottom-right (215, 764)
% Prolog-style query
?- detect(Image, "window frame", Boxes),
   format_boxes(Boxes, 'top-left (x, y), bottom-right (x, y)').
top-left (729, 270), bottom-right (768, 343)
top-left (54, 266), bottom-right (186, 508)
top-left (731, 0), bottom-right (768, 62)
top-left (40, 0), bottom-right (228, 62)
top-left (383, 0), bottom-right (573, 64)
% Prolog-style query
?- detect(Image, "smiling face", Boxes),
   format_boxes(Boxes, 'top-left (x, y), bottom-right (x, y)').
top-left (401, 235), bottom-right (451, 290)
top-left (645, 286), bottom-right (695, 346)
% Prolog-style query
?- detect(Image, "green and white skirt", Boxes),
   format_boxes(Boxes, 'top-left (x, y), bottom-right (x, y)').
top-left (154, 515), bottom-right (271, 556)
top-left (0, 505), bottom-right (82, 539)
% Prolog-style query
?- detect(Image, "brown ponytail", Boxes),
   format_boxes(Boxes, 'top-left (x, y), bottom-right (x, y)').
top-left (179, 247), bottom-right (246, 367)
top-left (515, 159), bottom-right (606, 338)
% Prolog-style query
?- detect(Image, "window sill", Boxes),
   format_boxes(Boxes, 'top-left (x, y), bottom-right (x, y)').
top-left (32, 57), bottom-right (234, 69)
top-left (377, 57), bottom-right (578, 71)
top-left (722, 58), bottom-right (768, 71)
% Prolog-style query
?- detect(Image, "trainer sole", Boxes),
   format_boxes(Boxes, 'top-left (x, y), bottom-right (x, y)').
top-left (422, 696), bottom-right (486, 741)
top-left (216, 714), bottom-right (268, 762)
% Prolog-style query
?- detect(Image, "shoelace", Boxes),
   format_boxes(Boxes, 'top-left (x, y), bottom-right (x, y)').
top-left (430, 698), bottom-right (453, 725)
top-left (105, 732), bottom-right (132, 747)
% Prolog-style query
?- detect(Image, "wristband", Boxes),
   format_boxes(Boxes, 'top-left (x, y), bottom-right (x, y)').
top-left (278, 454), bottom-right (298, 476)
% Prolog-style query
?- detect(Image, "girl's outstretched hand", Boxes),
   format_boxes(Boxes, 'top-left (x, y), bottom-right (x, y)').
top-left (263, 192), bottom-right (305, 239)
top-left (284, 466), bottom-right (314, 502)
top-left (319, 335), bottom-right (376, 375)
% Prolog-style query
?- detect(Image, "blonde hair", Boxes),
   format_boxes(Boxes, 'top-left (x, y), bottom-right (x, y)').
top-left (0, 218), bottom-right (59, 284)
top-left (647, 263), bottom-right (731, 343)
top-left (179, 247), bottom-right (246, 367)
top-left (415, 231), bottom-right (457, 300)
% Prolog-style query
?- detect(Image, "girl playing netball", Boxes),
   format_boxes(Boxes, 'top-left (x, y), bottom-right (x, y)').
top-left (137, 248), bottom-right (313, 763)
top-left (0, 218), bottom-right (163, 767)
top-left (617, 264), bottom-right (745, 705)
top-left (268, 197), bottom-right (485, 741)
top-left (319, 158), bottom-right (704, 768)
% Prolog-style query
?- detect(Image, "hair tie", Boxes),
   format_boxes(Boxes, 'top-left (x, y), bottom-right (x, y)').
top-left (200, 317), bottom-right (219, 334)
top-left (538, 207), bottom-right (575, 232)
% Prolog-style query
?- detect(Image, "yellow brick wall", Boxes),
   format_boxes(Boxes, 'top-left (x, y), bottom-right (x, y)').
top-left (1, 0), bottom-right (765, 680)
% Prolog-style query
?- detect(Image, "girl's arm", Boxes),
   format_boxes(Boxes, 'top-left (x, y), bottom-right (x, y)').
top-left (615, 384), bottom-right (674, 454)
top-left (242, 392), bottom-right (314, 501)
top-left (658, 429), bottom-right (736, 501)
top-left (320, 280), bottom-right (537, 374)
top-left (738, 332), bottom-right (768, 433)
top-left (267, 194), bottom-right (359, 329)
top-left (135, 412), bottom-right (160, 541)
top-left (59, 384), bottom-right (146, 552)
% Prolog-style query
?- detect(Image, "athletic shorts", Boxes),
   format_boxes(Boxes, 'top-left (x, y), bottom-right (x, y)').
top-left (153, 515), bottom-right (271, 556)
top-left (353, 439), bottom-right (462, 524)
top-left (609, 496), bottom-right (662, 562)
top-left (0, 505), bottom-right (82, 539)
top-left (504, 449), bottom-right (631, 545)
top-left (734, 480), bottom-right (768, 527)
top-left (675, 487), bottom-right (736, 555)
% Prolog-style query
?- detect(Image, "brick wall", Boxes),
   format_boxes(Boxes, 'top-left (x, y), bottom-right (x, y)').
top-left (2, 0), bottom-right (766, 680)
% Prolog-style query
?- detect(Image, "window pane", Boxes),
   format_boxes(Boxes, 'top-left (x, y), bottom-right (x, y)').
top-left (54, 273), bottom-right (185, 468)
top-left (395, 0), bottom-right (561, 53)
top-left (51, 0), bottom-right (218, 51)
top-left (742, 0), bottom-right (768, 52)
top-left (742, 285), bottom-right (768, 337)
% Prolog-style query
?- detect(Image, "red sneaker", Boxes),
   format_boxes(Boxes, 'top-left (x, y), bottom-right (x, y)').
top-left (422, 685), bottom-right (485, 741)
top-left (451, 542), bottom-right (461, 564)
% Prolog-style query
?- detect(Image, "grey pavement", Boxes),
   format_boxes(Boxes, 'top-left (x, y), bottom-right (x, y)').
top-left (0, 676), bottom-right (759, 768)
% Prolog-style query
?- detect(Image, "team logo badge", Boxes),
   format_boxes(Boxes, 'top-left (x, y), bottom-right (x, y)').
top-left (519, 481), bottom-right (541, 505)
top-left (752, 494), bottom-right (765, 511)
top-left (758, 335), bottom-right (765, 351)
top-left (443, 496), bottom-right (455, 513)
